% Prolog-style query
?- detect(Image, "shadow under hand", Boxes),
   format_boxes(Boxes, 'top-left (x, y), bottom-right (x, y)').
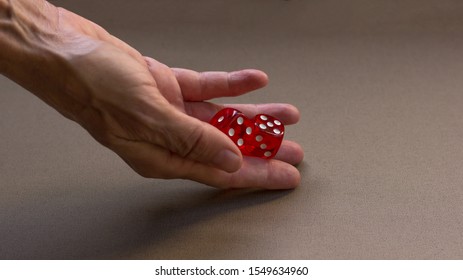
top-left (0, 180), bottom-right (292, 260)
top-left (109, 187), bottom-right (293, 259)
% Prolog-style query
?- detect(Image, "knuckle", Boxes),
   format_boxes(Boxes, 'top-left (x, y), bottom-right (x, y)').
top-left (171, 124), bottom-right (207, 160)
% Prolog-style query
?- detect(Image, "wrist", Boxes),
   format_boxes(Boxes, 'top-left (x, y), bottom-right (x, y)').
top-left (0, 0), bottom-right (60, 74)
top-left (0, 0), bottom-right (84, 122)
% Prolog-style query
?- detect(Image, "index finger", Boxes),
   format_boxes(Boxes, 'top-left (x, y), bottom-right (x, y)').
top-left (172, 68), bottom-right (268, 101)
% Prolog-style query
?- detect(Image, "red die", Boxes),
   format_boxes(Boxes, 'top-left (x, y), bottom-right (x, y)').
top-left (209, 108), bottom-right (284, 159)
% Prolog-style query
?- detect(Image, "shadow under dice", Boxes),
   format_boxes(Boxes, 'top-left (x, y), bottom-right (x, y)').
top-left (209, 108), bottom-right (285, 159)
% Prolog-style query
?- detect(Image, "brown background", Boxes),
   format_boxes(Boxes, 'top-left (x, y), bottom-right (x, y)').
top-left (1, 0), bottom-right (463, 259)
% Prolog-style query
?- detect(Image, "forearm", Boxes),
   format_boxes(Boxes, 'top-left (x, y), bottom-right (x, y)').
top-left (0, 0), bottom-right (65, 85)
top-left (0, 0), bottom-right (86, 121)
top-left (0, 0), bottom-right (59, 71)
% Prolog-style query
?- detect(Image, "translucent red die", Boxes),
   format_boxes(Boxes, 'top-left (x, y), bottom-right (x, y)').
top-left (209, 108), bottom-right (285, 159)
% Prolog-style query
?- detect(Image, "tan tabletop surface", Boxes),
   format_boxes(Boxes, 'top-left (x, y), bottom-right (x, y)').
top-left (1, 0), bottom-right (463, 259)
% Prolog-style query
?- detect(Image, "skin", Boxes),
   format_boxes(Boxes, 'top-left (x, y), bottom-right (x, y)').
top-left (0, 0), bottom-right (304, 189)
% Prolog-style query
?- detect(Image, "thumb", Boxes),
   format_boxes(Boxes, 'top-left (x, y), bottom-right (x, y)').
top-left (165, 111), bottom-right (243, 173)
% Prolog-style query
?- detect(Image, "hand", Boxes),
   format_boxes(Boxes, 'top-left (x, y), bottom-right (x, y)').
top-left (1, 3), bottom-right (304, 189)
top-left (142, 59), bottom-right (304, 188)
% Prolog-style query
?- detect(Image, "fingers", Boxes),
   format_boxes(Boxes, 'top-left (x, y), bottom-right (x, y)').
top-left (110, 101), bottom-right (303, 188)
top-left (157, 110), bottom-right (244, 173)
top-left (274, 140), bottom-right (304, 165)
top-left (224, 103), bottom-right (300, 125)
top-left (172, 68), bottom-right (268, 101)
top-left (184, 102), bottom-right (300, 125)
top-left (186, 157), bottom-right (301, 189)
top-left (182, 102), bottom-right (304, 166)
top-left (111, 131), bottom-right (242, 179)
top-left (112, 135), bottom-right (301, 189)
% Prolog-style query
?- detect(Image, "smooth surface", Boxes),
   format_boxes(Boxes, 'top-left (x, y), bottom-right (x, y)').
top-left (1, 0), bottom-right (463, 259)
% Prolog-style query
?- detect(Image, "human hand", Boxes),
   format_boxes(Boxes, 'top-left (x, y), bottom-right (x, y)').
top-left (142, 59), bottom-right (304, 188)
top-left (1, 2), bottom-right (304, 189)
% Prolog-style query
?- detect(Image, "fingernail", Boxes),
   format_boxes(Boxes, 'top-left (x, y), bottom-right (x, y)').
top-left (213, 149), bottom-right (242, 173)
